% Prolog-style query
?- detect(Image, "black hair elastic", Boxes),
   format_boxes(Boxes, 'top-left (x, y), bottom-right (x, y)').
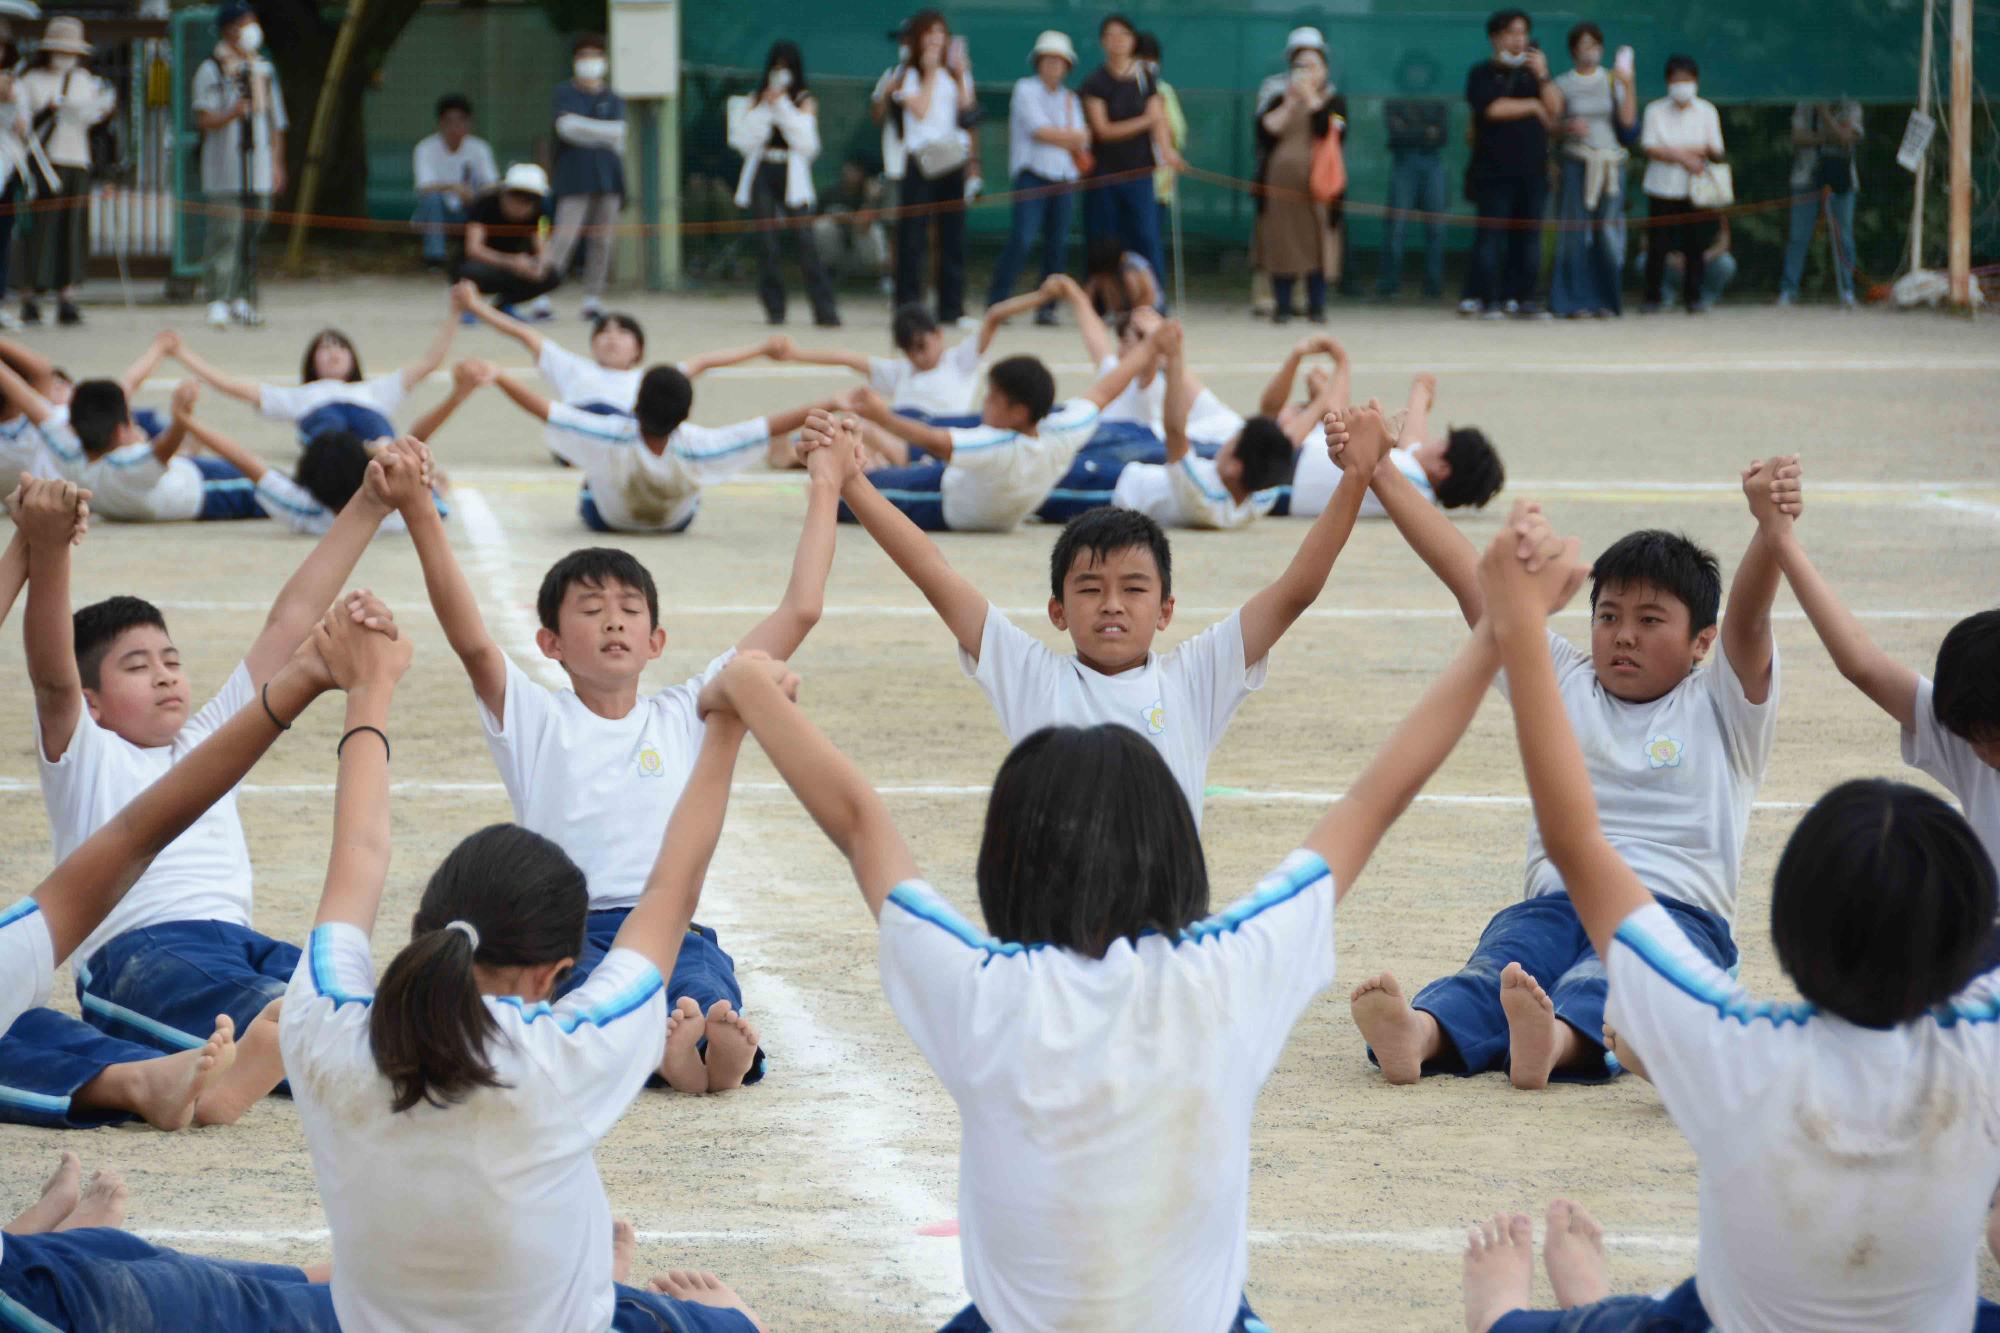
top-left (337, 725), bottom-right (390, 763)
top-left (261, 682), bottom-right (290, 732)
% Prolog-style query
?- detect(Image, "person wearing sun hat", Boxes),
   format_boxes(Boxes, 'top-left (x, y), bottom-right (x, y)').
top-left (454, 162), bottom-right (562, 310)
top-left (193, 1), bottom-right (287, 329)
top-left (16, 16), bottom-right (115, 326)
top-left (984, 29), bottom-right (1087, 319)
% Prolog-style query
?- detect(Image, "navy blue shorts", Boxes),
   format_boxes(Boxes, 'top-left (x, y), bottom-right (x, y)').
top-left (844, 463), bottom-right (947, 531)
top-left (557, 910), bottom-right (764, 1086)
top-left (297, 402), bottom-right (394, 446)
top-left (0, 1228), bottom-right (336, 1332)
top-left (579, 487), bottom-right (697, 535)
top-left (194, 456), bottom-right (263, 521)
top-left (75, 920), bottom-right (297, 1066)
top-left (0, 1006), bottom-right (161, 1129)
top-left (942, 1295), bottom-right (1269, 1331)
top-left (1396, 892), bottom-right (1736, 1081)
top-left (610, 1282), bottom-right (761, 1332)
top-left (131, 408), bottom-right (167, 440)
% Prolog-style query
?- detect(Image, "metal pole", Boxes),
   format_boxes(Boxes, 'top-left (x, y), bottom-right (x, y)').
top-left (1170, 182), bottom-right (1184, 313)
top-left (1910, 0), bottom-right (1934, 274)
top-left (284, 0), bottom-right (372, 271)
top-left (1948, 0), bottom-right (1972, 307)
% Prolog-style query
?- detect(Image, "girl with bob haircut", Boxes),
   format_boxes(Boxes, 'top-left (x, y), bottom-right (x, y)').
top-left (277, 601), bottom-right (769, 1333)
top-left (1466, 501), bottom-right (2000, 1333)
top-left (714, 409), bottom-right (1543, 1333)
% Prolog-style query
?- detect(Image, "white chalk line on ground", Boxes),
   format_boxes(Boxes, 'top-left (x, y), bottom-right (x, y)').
top-left (1925, 496), bottom-right (2000, 522)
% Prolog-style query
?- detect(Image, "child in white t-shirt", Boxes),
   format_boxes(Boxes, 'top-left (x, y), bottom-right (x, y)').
top-left (1286, 370), bottom-right (1505, 520)
top-left (1350, 454), bottom-right (1796, 1089)
top-left (396, 440), bottom-right (845, 1091)
top-left (279, 606), bottom-right (761, 1333)
top-left (817, 402), bottom-right (1386, 826)
top-left (697, 544), bottom-right (1520, 1331)
top-left (0, 333), bottom-right (176, 480)
top-left (1468, 507), bottom-right (2000, 1333)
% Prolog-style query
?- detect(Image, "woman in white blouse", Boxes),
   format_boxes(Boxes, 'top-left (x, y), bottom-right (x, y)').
top-left (15, 18), bottom-right (114, 326)
top-left (1638, 53), bottom-right (1725, 314)
top-left (729, 40), bottom-right (839, 328)
top-left (891, 10), bottom-right (975, 326)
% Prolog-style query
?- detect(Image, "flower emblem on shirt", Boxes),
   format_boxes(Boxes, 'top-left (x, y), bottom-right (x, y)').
top-left (1142, 699), bottom-right (1166, 736)
top-left (1644, 734), bottom-right (1684, 770)
top-left (635, 747), bottom-right (665, 778)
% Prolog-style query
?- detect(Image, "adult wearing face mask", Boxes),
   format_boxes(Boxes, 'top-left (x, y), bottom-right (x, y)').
top-left (193, 3), bottom-right (285, 330)
top-left (1252, 27), bottom-right (1345, 324)
top-left (1460, 8), bottom-right (1561, 320)
top-left (17, 18), bottom-right (114, 327)
top-left (548, 34), bottom-right (625, 323)
top-left (730, 40), bottom-right (839, 328)
top-left (1638, 54), bottom-right (1725, 314)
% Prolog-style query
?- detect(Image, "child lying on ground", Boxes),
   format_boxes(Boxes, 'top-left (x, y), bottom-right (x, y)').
top-left (1282, 366), bottom-right (1504, 519)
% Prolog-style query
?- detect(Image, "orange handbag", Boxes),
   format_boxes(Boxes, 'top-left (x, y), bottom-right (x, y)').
top-left (1309, 127), bottom-right (1347, 203)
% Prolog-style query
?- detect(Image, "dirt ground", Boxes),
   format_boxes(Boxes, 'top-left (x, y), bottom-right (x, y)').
top-left (1, 279), bottom-right (1997, 1330)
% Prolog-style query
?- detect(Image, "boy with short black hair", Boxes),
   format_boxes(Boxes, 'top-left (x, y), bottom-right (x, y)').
top-left (1349, 449), bottom-right (1798, 1089)
top-left (395, 434), bottom-right (852, 1092)
top-left (813, 396), bottom-right (1388, 822)
top-left (22, 437), bottom-right (431, 1122)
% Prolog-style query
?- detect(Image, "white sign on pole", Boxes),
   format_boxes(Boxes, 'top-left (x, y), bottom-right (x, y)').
top-left (1898, 109), bottom-right (1937, 172)
top-left (610, 0), bottom-right (679, 99)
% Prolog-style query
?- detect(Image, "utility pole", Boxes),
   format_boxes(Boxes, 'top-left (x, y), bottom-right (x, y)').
top-left (1948, 0), bottom-right (1972, 306)
top-left (1910, 0), bottom-right (1934, 274)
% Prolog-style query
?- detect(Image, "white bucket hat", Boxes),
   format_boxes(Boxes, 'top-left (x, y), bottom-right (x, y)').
top-left (501, 162), bottom-right (550, 197)
top-left (1285, 26), bottom-right (1327, 60)
top-left (1030, 30), bottom-right (1076, 69)
top-left (39, 15), bottom-right (89, 56)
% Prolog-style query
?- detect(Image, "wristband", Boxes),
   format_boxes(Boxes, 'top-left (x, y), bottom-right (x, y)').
top-left (337, 725), bottom-right (390, 763)
top-left (260, 682), bottom-right (290, 732)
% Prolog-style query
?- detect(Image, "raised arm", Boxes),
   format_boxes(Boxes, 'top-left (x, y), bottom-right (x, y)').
top-left (453, 280), bottom-right (543, 360)
top-left (407, 358), bottom-right (488, 444)
top-left (492, 369), bottom-right (557, 423)
top-left (0, 353), bottom-right (54, 426)
top-left (1721, 456), bottom-right (1801, 706)
top-left (167, 340), bottom-right (264, 407)
top-left (146, 383), bottom-right (192, 465)
top-left (400, 301), bottom-right (462, 391)
top-left (977, 282), bottom-right (1060, 354)
top-left (1763, 507), bottom-right (1919, 730)
top-left (307, 605), bottom-right (416, 933)
top-left (1482, 505), bottom-right (1651, 959)
top-left (1396, 372), bottom-right (1436, 450)
top-left (1053, 273), bottom-right (1114, 365)
top-left (611, 714), bottom-right (746, 977)
top-left (1080, 321), bottom-right (1168, 411)
top-left (683, 334), bottom-right (790, 381)
top-left (1369, 425), bottom-right (1484, 628)
top-left (0, 335), bottom-right (60, 401)
top-left (400, 444), bottom-right (507, 716)
top-left (1239, 404), bottom-right (1392, 666)
top-left (1257, 338), bottom-right (1313, 418)
top-left (1159, 322), bottom-right (1192, 465)
top-left (119, 331), bottom-right (178, 399)
top-left (773, 342), bottom-right (872, 376)
top-left (707, 653), bottom-right (916, 917)
top-left (21, 480), bottom-right (87, 761)
top-left (841, 386), bottom-right (953, 459)
top-left (734, 432), bottom-right (847, 659)
top-left (169, 383), bottom-right (265, 480)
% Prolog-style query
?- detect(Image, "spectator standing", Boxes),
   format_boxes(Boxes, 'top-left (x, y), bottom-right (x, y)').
top-left (1460, 8), bottom-right (1559, 319)
top-left (1080, 14), bottom-right (1175, 304)
top-left (1376, 51), bottom-right (1449, 300)
top-left (1252, 28), bottom-right (1345, 324)
top-left (455, 163), bottom-right (561, 310)
top-left (548, 33), bottom-right (625, 322)
top-left (1136, 30), bottom-right (1184, 269)
top-left (1549, 24), bottom-right (1636, 317)
top-left (18, 17), bottom-right (114, 327)
top-left (984, 30), bottom-right (1085, 322)
top-left (1638, 54), bottom-right (1725, 314)
top-left (1779, 98), bottom-right (1862, 308)
top-left (411, 94), bottom-right (497, 273)
top-left (191, 4), bottom-right (281, 330)
top-left (812, 158), bottom-right (890, 291)
top-left (0, 23), bottom-right (33, 330)
top-left (891, 10), bottom-right (974, 326)
top-left (730, 40), bottom-right (839, 328)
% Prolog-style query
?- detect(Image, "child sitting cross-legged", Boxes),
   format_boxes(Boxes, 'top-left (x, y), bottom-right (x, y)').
top-left (1464, 502), bottom-right (2000, 1333)
top-left (696, 472), bottom-right (1576, 1330)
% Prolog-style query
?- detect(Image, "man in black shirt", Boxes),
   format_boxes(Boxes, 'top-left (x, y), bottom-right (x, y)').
top-left (1461, 9), bottom-right (1562, 317)
top-left (1377, 51), bottom-right (1450, 299)
top-left (454, 163), bottom-right (562, 312)
top-left (1080, 13), bottom-right (1176, 306)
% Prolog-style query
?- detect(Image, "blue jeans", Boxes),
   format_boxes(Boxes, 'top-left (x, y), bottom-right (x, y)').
top-left (943, 1295), bottom-right (1269, 1331)
top-left (76, 920), bottom-right (297, 1060)
top-left (1491, 1276), bottom-right (1708, 1332)
top-left (1085, 174), bottom-right (1166, 308)
top-left (1, 1228), bottom-right (335, 1332)
top-left (1549, 157), bottom-right (1626, 316)
top-left (1379, 149), bottom-right (1446, 295)
top-left (1780, 189), bottom-right (1858, 302)
top-left (412, 191), bottom-right (466, 264)
top-left (986, 170), bottom-right (1074, 307)
top-left (1662, 251), bottom-right (1736, 308)
top-left (0, 1007), bottom-right (159, 1129)
top-left (1463, 173), bottom-right (1547, 307)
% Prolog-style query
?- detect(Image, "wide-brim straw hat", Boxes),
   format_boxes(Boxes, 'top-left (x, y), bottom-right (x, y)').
top-left (39, 15), bottom-right (89, 55)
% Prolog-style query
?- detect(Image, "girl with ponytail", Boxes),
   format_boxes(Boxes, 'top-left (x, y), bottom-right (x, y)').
top-left (278, 605), bottom-right (784, 1332)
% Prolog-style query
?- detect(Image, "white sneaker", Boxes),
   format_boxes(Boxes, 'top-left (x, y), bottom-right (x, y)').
top-left (207, 300), bottom-right (231, 328)
top-left (230, 299), bottom-right (263, 327)
top-left (526, 296), bottom-right (554, 322)
top-left (955, 315), bottom-right (978, 332)
top-left (0, 310), bottom-right (20, 332)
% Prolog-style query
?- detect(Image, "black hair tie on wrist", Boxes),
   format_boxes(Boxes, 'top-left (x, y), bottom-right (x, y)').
top-left (337, 725), bottom-right (390, 763)
top-left (261, 682), bottom-right (290, 732)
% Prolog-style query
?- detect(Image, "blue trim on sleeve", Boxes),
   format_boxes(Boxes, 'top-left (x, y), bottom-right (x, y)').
top-left (495, 960), bottom-right (664, 1033)
top-left (307, 925), bottom-right (374, 1011)
top-left (0, 899), bottom-right (40, 931)
top-left (886, 883), bottom-right (1031, 959)
top-left (1932, 984), bottom-right (2000, 1028)
top-left (671, 422), bottom-right (768, 461)
top-left (1183, 851), bottom-right (1331, 942)
top-left (555, 408), bottom-right (640, 444)
top-left (947, 428), bottom-right (1019, 456)
top-left (1179, 455), bottom-right (1227, 503)
top-left (255, 478), bottom-right (327, 520)
top-left (1614, 915), bottom-right (1815, 1028)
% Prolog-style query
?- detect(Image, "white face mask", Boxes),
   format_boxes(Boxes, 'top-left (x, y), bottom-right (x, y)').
top-left (236, 23), bottom-right (262, 52)
top-left (48, 53), bottom-right (77, 72)
top-left (574, 55), bottom-right (607, 82)
top-left (769, 67), bottom-right (793, 92)
top-left (1669, 81), bottom-right (1697, 105)
top-left (1497, 49), bottom-right (1527, 67)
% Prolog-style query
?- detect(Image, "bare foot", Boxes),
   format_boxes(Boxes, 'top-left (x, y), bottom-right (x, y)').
top-left (649, 1270), bottom-right (766, 1333)
top-left (6, 1151), bottom-right (82, 1235)
top-left (1350, 972), bottom-right (1437, 1085)
top-left (1501, 962), bottom-right (1572, 1091)
top-left (703, 1001), bottom-right (760, 1093)
top-left (1543, 1199), bottom-right (1610, 1308)
top-left (57, 1170), bottom-right (128, 1231)
top-left (145, 1015), bottom-right (239, 1130)
top-left (195, 1000), bottom-right (285, 1126)
top-left (1602, 1022), bottom-right (1650, 1083)
top-left (611, 1218), bottom-right (636, 1285)
top-left (1462, 1212), bottom-right (1533, 1333)
top-left (659, 997), bottom-right (708, 1094)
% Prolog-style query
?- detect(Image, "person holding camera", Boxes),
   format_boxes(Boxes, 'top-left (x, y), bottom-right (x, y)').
top-left (17, 17), bottom-right (114, 327)
top-left (890, 10), bottom-right (975, 326)
top-left (1252, 27), bottom-right (1345, 324)
top-left (730, 40), bottom-right (839, 327)
top-left (1459, 8), bottom-right (1560, 319)
top-left (193, 3), bottom-right (285, 330)
top-left (1778, 98), bottom-right (1862, 309)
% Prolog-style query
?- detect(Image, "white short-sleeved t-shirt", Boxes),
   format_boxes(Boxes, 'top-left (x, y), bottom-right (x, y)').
top-left (544, 403), bottom-right (768, 533)
top-left (1606, 903), bottom-right (2000, 1333)
top-left (1289, 434), bottom-right (1433, 520)
top-left (959, 605), bottom-right (1267, 826)
top-left (0, 412), bottom-right (57, 478)
top-left (282, 923), bottom-right (667, 1333)
top-left (1904, 676), bottom-right (2000, 878)
top-left (939, 399), bottom-right (1101, 531)
top-left (258, 374), bottom-right (408, 431)
top-left (37, 418), bottom-right (204, 522)
top-left (538, 341), bottom-right (643, 413)
top-left (479, 653), bottom-right (732, 910)
top-left (1509, 631), bottom-right (1778, 926)
top-left (879, 851), bottom-right (1337, 1333)
top-left (39, 665), bottom-right (258, 961)
top-left (1, 899), bottom-right (56, 1031)
top-left (1098, 354), bottom-right (1165, 428)
top-left (247, 473), bottom-right (413, 539)
top-left (869, 337), bottom-right (984, 418)
top-left (1112, 455), bottom-right (1279, 531)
